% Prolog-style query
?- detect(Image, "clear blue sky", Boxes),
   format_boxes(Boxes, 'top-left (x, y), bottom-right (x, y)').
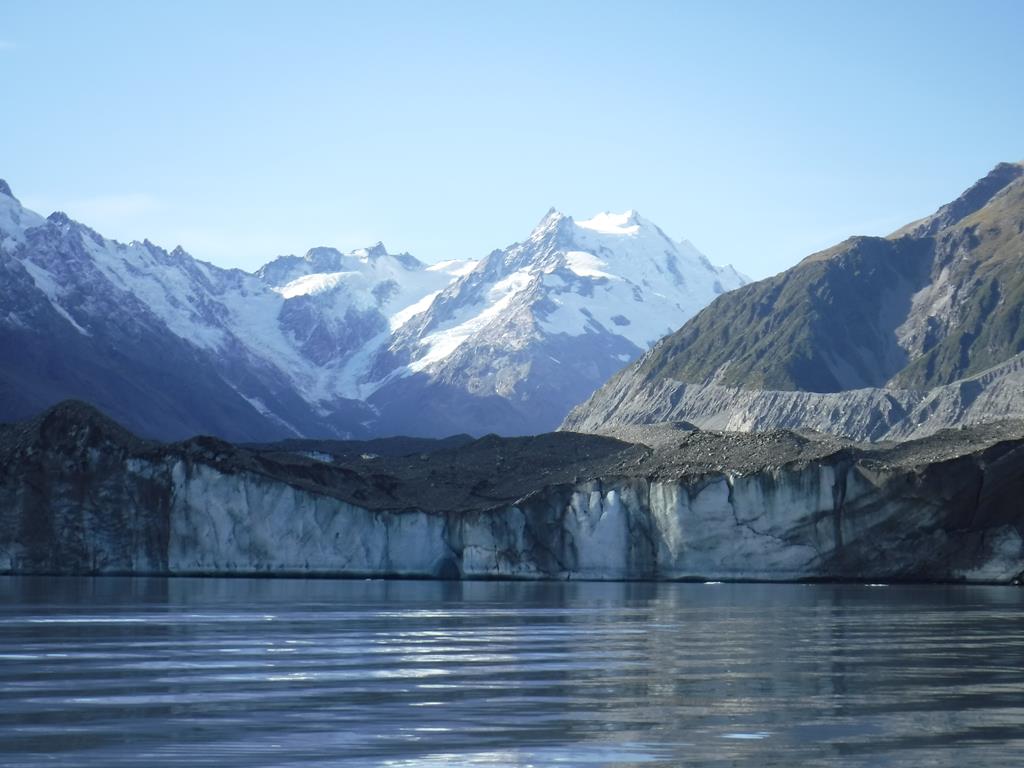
top-left (2, 0), bottom-right (1022, 278)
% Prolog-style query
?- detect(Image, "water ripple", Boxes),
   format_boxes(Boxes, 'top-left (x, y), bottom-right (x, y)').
top-left (1, 577), bottom-right (1022, 767)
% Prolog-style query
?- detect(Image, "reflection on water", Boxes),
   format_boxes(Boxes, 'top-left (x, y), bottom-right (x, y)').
top-left (1, 577), bottom-right (1023, 766)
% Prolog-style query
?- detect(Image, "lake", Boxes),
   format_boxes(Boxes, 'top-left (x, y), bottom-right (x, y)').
top-left (1, 576), bottom-right (1022, 766)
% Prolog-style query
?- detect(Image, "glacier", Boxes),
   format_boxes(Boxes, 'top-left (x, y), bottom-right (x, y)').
top-left (2, 402), bottom-right (1021, 584)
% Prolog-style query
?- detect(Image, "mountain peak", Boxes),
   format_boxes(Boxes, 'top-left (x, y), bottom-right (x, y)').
top-left (47, 211), bottom-right (74, 227)
top-left (0, 179), bottom-right (14, 200)
top-left (538, 207), bottom-right (568, 224)
top-left (303, 246), bottom-right (343, 261)
top-left (356, 241), bottom-right (389, 259)
top-left (898, 161), bottom-right (1024, 238)
top-left (575, 210), bottom-right (650, 236)
top-left (527, 207), bottom-right (571, 240)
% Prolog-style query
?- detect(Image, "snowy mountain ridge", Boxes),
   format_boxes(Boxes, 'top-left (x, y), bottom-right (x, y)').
top-left (0, 180), bottom-right (745, 438)
top-left (387, 209), bottom-right (745, 361)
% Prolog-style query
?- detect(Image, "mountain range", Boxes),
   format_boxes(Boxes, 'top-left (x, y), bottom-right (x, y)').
top-left (0, 180), bottom-right (745, 440)
top-left (565, 162), bottom-right (1024, 440)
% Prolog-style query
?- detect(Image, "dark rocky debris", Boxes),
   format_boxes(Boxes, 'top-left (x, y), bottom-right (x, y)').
top-left (5, 400), bottom-right (1024, 515)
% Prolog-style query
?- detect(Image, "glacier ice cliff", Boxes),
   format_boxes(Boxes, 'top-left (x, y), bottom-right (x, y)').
top-left (2, 402), bottom-right (1023, 583)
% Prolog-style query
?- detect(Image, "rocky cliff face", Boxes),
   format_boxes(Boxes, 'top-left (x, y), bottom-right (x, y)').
top-left (566, 162), bottom-right (1024, 439)
top-left (3, 402), bottom-right (1022, 583)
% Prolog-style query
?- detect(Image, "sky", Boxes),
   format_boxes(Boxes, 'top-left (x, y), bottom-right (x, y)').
top-left (2, 0), bottom-right (1023, 279)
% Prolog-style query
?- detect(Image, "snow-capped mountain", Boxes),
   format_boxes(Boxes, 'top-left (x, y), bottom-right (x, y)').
top-left (255, 245), bottom-right (475, 401)
top-left (0, 178), bottom-right (744, 439)
top-left (362, 208), bottom-right (747, 435)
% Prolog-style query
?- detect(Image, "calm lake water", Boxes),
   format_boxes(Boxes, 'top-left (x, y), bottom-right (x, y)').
top-left (1, 577), bottom-right (1022, 767)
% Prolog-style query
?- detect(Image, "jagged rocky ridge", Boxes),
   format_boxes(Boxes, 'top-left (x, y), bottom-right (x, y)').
top-left (3, 401), bottom-right (1023, 583)
top-left (565, 162), bottom-right (1024, 440)
top-left (0, 181), bottom-right (744, 439)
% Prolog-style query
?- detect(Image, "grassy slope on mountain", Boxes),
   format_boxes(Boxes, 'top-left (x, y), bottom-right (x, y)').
top-left (631, 236), bottom-right (931, 393)
top-left (619, 163), bottom-right (1024, 397)
top-left (893, 176), bottom-right (1024, 388)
